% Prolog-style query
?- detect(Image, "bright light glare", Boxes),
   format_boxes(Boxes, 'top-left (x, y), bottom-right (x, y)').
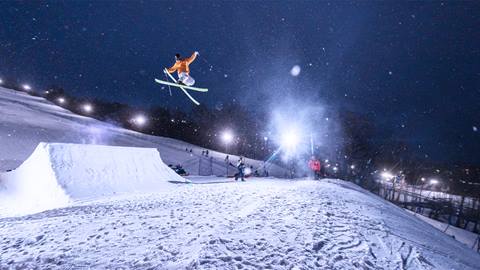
top-left (22, 84), bottom-right (31, 91)
top-left (381, 171), bottom-right (394, 180)
top-left (281, 130), bottom-right (299, 148)
top-left (57, 97), bottom-right (66, 104)
top-left (0, 78), bottom-right (3, 84)
top-left (132, 114), bottom-right (147, 126)
top-left (430, 179), bottom-right (439, 185)
top-left (350, 165), bottom-right (355, 169)
top-left (82, 103), bottom-right (93, 113)
top-left (222, 130), bottom-right (233, 144)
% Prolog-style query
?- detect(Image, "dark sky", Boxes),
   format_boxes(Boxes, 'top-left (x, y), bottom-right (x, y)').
top-left (1, 1), bottom-right (479, 164)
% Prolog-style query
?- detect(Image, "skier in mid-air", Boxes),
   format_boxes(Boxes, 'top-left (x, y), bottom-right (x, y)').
top-left (164, 51), bottom-right (199, 86)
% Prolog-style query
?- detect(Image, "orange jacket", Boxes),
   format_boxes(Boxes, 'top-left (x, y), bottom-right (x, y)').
top-left (167, 52), bottom-right (197, 75)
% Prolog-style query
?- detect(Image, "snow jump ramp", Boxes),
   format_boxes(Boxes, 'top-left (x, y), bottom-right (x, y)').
top-left (0, 143), bottom-right (189, 216)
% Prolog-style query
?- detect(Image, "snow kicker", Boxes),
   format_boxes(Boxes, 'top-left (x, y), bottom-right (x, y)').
top-left (0, 143), bottom-right (189, 217)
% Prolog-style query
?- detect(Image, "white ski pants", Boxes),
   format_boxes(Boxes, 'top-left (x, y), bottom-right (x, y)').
top-left (178, 72), bottom-right (195, 86)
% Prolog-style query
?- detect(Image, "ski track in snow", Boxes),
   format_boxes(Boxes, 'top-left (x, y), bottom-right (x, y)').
top-left (1, 179), bottom-right (479, 269)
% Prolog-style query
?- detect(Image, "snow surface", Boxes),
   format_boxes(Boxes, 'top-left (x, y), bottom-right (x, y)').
top-left (406, 210), bottom-right (480, 251)
top-left (0, 87), bottom-right (286, 177)
top-left (0, 143), bottom-right (188, 217)
top-left (1, 178), bottom-right (479, 269)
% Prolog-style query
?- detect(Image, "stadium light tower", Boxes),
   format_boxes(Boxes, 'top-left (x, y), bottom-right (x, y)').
top-left (221, 130), bottom-right (234, 153)
top-left (57, 97), bottom-right (66, 104)
top-left (281, 130), bottom-right (300, 149)
top-left (381, 171), bottom-right (394, 181)
top-left (132, 114), bottom-right (148, 127)
top-left (82, 103), bottom-right (93, 113)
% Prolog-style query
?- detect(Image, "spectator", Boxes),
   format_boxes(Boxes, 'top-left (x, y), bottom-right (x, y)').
top-left (235, 157), bottom-right (246, 182)
top-left (308, 156), bottom-right (322, 180)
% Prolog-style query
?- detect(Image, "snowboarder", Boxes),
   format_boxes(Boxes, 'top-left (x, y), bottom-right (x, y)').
top-left (164, 52), bottom-right (199, 86)
top-left (308, 156), bottom-right (322, 180)
top-left (235, 157), bottom-right (246, 182)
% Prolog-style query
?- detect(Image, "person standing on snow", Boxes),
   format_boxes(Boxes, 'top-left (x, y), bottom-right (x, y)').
top-left (235, 157), bottom-right (246, 182)
top-left (165, 51), bottom-right (199, 86)
top-left (308, 156), bottom-right (322, 180)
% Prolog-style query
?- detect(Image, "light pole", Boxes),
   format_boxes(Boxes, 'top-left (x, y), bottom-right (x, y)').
top-left (221, 130), bottom-right (233, 177)
top-left (310, 133), bottom-right (314, 156)
top-left (221, 130), bottom-right (233, 153)
top-left (82, 103), bottom-right (93, 114)
top-left (429, 179), bottom-right (439, 199)
top-left (131, 114), bottom-right (148, 128)
top-left (419, 177), bottom-right (426, 197)
top-left (57, 97), bottom-right (66, 104)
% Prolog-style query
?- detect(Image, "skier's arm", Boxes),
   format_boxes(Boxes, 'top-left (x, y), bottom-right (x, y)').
top-left (166, 62), bottom-right (179, 74)
top-left (186, 52), bottom-right (198, 64)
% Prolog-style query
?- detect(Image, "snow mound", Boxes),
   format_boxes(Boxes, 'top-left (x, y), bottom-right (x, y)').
top-left (0, 143), bottom-right (188, 216)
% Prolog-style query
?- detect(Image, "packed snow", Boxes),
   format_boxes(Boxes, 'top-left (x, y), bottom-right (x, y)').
top-left (406, 210), bottom-right (480, 251)
top-left (1, 179), bottom-right (479, 269)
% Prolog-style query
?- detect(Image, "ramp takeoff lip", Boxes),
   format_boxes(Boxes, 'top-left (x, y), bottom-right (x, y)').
top-left (0, 143), bottom-right (189, 217)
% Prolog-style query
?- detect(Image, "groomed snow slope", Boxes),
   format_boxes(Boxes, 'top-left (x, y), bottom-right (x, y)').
top-left (0, 179), bottom-right (479, 269)
top-left (0, 143), bottom-right (188, 216)
top-left (0, 86), bottom-right (286, 176)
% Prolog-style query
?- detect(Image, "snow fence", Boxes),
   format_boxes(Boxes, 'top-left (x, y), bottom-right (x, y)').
top-left (0, 142), bottom-right (188, 216)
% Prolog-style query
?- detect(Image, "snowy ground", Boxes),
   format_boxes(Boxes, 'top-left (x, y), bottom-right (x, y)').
top-left (1, 178), bottom-right (479, 269)
top-left (406, 210), bottom-right (479, 251)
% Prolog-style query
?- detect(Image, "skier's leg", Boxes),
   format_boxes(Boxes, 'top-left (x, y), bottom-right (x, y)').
top-left (178, 72), bottom-right (187, 84)
top-left (183, 74), bottom-right (195, 86)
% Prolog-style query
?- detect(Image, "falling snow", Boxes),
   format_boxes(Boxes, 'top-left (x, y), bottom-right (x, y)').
top-left (290, 65), bottom-right (301, 76)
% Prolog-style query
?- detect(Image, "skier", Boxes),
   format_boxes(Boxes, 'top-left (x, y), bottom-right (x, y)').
top-left (308, 156), bottom-right (322, 180)
top-left (235, 157), bottom-right (246, 182)
top-left (165, 51), bottom-right (199, 86)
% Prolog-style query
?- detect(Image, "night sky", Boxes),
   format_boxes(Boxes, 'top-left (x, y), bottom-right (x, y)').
top-left (1, 1), bottom-right (479, 164)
